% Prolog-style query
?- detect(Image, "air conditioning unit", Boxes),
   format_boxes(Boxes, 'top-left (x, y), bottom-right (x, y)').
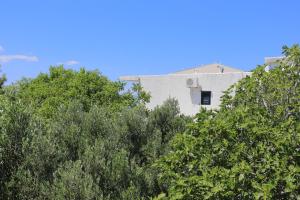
top-left (186, 78), bottom-right (200, 88)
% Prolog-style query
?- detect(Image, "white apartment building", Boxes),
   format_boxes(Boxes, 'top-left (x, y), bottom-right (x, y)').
top-left (120, 63), bottom-right (251, 116)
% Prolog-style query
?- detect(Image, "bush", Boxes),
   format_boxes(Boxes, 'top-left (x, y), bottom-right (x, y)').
top-left (155, 45), bottom-right (300, 199)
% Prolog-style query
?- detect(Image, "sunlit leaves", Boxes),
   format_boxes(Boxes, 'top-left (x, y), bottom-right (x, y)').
top-left (155, 45), bottom-right (300, 199)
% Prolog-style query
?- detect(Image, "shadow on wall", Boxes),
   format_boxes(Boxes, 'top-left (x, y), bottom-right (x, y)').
top-left (190, 88), bottom-right (201, 105)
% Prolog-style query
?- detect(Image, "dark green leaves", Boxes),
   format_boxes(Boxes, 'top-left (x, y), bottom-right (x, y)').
top-left (155, 45), bottom-right (300, 199)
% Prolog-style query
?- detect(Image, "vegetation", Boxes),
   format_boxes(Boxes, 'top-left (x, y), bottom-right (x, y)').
top-left (0, 66), bottom-right (190, 199)
top-left (0, 45), bottom-right (299, 199)
top-left (0, 66), bottom-right (6, 93)
top-left (155, 45), bottom-right (300, 199)
top-left (11, 66), bottom-right (139, 118)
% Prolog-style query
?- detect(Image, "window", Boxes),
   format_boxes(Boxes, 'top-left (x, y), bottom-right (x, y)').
top-left (201, 91), bottom-right (211, 105)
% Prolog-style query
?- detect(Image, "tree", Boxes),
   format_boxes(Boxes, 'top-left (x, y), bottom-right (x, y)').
top-left (150, 98), bottom-right (190, 146)
top-left (0, 95), bottom-right (32, 199)
top-left (1, 91), bottom-right (189, 199)
top-left (155, 45), bottom-right (300, 199)
top-left (49, 160), bottom-right (102, 200)
top-left (0, 66), bottom-right (6, 93)
top-left (14, 66), bottom-right (136, 118)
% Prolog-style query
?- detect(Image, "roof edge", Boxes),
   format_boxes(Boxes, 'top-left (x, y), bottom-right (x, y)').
top-left (170, 63), bottom-right (243, 74)
top-left (119, 72), bottom-right (252, 81)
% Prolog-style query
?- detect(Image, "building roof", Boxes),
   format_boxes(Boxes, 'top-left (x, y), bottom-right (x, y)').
top-left (264, 56), bottom-right (284, 65)
top-left (170, 63), bottom-right (243, 74)
top-left (119, 63), bottom-right (245, 81)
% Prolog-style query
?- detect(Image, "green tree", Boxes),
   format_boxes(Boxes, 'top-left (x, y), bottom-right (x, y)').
top-left (14, 66), bottom-right (135, 118)
top-left (0, 95), bottom-right (32, 199)
top-left (0, 64), bottom-right (190, 199)
top-left (0, 66), bottom-right (6, 93)
top-left (50, 160), bottom-right (102, 200)
top-left (155, 45), bottom-right (300, 199)
top-left (2, 98), bottom-right (188, 199)
top-left (150, 99), bottom-right (190, 147)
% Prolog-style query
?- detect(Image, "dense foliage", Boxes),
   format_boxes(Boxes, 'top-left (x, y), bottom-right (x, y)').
top-left (155, 45), bottom-right (300, 199)
top-left (0, 66), bottom-right (190, 199)
top-left (1, 45), bottom-right (299, 199)
top-left (0, 66), bottom-right (6, 93)
top-left (11, 66), bottom-right (140, 118)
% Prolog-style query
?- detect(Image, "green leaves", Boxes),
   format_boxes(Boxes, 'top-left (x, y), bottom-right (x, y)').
top-left (14, 66), bottom-right (136, 118)
top-left (50, 160), bottom-right (102, 200)
top-left (155, 45), bottom-right (300, 199)
top-left (0, 66), bottom-right (6, 93)
top-left (2, 45), bottom-right (300, 199)
top-left (0, 70), bottom-right (189, 200)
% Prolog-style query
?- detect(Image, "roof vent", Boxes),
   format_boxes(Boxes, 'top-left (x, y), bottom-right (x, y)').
top-left (217, 65), bottom-right (224, 73)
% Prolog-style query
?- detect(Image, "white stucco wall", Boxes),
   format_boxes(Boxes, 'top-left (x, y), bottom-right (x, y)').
top-left (137, 72), bottom-right (251, 116)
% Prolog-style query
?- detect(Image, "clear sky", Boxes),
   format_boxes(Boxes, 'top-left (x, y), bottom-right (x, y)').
top-left (0, 0), bottom-right (299, 84)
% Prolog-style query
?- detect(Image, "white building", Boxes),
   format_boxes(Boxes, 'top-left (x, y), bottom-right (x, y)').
top-left (120, 63), bottom-right (251, 116)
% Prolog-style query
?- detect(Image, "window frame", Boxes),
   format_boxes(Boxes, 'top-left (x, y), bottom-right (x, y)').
top-left (201, 91), bottom-right (212, 105)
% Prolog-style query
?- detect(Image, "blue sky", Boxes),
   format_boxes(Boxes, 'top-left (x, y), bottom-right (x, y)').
top-left (0, 0), bottom-right (299, 84)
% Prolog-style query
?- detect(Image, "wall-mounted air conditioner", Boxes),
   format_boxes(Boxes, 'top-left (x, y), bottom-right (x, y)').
top-left (186, 78), bottom-right (200, 88)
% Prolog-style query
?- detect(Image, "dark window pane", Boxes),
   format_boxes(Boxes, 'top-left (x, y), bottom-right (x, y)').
top-left (201, 91), bottom-right (211, 105)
